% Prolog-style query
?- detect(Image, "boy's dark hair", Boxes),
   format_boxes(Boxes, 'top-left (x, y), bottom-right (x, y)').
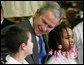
top-left (48, 22), bottom-right (72, 51)
top-left (5, 26), bottom-right (30, 53)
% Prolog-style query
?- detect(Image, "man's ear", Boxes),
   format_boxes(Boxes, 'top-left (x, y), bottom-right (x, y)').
top-left (36, 9), bottom-right (40, 14)
top-left (35, 9), bottom-right (40, 16)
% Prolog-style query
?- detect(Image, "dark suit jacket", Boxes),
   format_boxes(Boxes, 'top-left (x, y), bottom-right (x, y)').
top-left (1, 18), bottom-right (15, 29)
top-left (1, 19), bottom-right (49, 64)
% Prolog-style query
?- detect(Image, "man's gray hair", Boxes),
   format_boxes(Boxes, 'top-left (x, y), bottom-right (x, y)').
top-left (38, 1), bottom-right (64, 19)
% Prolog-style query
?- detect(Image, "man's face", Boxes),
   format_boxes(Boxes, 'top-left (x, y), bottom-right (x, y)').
top-left (33, 10), bottom-right (60, 36)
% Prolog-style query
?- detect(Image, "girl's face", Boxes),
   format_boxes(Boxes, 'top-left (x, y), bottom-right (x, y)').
top-left (61, 27), bottom-right (75, 51)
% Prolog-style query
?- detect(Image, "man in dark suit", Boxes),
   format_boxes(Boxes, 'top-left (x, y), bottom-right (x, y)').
top-left (1, 5), bottom-right (14, 29)
top-left (1, 1), bottom-right (64, 64)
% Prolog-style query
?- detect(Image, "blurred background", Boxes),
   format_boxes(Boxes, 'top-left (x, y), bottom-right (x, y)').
top-left (1, 1), bottom-right (83, 23)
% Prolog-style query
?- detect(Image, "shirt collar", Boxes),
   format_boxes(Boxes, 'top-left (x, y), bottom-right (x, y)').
top-left (29, 17), bottom-right (33, 28)
top-left (6, 55), bottom-right (29, 64)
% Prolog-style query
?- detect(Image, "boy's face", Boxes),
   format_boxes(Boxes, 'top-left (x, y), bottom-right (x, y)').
top-left (25, 32), bottom-right (33, 55)
top-left (61, 27), bottom-right (75, 51)
top-left (33, 10), bottom-right (60, 36)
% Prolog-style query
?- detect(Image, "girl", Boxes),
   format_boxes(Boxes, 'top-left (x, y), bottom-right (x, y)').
top-left (47, 22), bottom-right (78, 64)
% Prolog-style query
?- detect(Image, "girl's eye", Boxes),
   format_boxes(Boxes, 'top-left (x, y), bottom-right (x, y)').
top-left (65, 36), bottom-right (70, 39)
top-left (65, 37), bottom-right (69, 39)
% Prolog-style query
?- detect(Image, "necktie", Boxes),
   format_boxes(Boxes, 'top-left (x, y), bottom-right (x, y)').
top-left (38, 35), bottom-right (47, 64)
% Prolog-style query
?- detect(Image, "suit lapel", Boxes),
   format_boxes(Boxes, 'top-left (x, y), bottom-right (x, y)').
top-left (25, 21), bottom-right (39, 64)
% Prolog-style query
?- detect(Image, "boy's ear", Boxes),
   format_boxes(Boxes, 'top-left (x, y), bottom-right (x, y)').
top-left (20, 43), bottom-right (26, 50)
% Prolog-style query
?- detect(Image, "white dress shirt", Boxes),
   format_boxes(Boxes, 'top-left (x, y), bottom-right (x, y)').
top-left (5, 55), bottom-right (29, 64)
